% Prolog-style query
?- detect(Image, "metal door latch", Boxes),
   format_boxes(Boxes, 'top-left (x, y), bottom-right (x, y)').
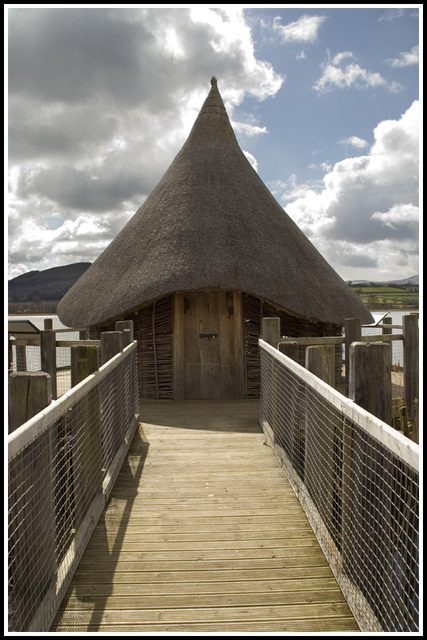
top-left (199, 333), bottom-right (218, 339)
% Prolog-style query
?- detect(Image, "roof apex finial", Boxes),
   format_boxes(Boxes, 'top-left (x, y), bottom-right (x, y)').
top-left (211, 76), bottom-right (217, 87)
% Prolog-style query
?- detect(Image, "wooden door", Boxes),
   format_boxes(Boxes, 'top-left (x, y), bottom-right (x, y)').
top-left (175, 291), bottom-right (245, 399)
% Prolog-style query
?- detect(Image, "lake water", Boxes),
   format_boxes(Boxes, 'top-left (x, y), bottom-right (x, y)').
top-left (8, 314), bottom-right (79, 371)
top-left (362, 310), bottom-right (419, 368)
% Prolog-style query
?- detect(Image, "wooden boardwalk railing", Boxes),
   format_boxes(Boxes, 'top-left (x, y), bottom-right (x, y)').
top-left (51, 399), bottom-right (358, 633)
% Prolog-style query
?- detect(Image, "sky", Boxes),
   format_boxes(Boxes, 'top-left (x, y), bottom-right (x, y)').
top-left (6, 5), bottom-right (421, 283)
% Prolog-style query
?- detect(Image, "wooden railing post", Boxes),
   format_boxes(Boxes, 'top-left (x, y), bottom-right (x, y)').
top-left (305, 344), bottom-right (335, 387)
top-left (403, 314), bottom-right (419, 441)
top-left (262, 317), bottom-right (280, 348)
top-left (278, 341), bottom-right (299, 361)
top-left (349, 341), bottom-right (392, 425)
top-left (8, 371), bottom-right (56, 630)
top-left (70, 345), bottom-right (101, 527)
top-left (345, 318), bottom-right (361, 397)
top-left (101, 331), bottom-right (124, 365)
top-left (382, 316), bottom-right (392, 336)
top-left (304, 345), bottom-right (337, 533)
top-left (262, 319), bottom-right (281, 442)
top-left (115, 320), bottom-right (134, 343)
top-left (100, 331), bottom-right (125, 454)
top-left (71, 345), bottom-right (99, 386)
top-left (8, 371), bottom-right (52, 434)
top-left (41, 319), bottom-right (57, 400)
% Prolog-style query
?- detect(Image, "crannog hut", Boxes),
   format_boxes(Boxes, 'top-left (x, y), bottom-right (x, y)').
top-left (58, 78), bottom-right (372, 400)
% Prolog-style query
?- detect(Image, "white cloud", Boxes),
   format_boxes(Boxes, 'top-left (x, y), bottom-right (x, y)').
top-left (232, 121), bottom-right (268, 137)
top-left (332, 51), bottom-right (354, 65)
top-left (371, 203), bottom-right (419, 228)
top-left (385, 45), bottom-right (419, 68)
top-left (314, 52), bottom-right (403, 93)
top-left (379, 8), bottom-right (406, 22)
top-left (272, 14), bottom-right (326, 43)
top-left (243, 151), bottom-right (258, 172)
top-left (340, 136), bottom-right (369, 149)
top-left (281, 101), bottom-right (419, 280)
top-left (8, 7), bottom-right (283, 275)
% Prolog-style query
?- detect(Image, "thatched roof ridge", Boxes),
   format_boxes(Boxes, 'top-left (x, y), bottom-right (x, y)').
top-left (58, 78), bottom-right (373, 328)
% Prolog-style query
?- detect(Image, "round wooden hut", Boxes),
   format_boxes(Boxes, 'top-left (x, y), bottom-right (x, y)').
top-left (58, 78), bottom-right (373, 400)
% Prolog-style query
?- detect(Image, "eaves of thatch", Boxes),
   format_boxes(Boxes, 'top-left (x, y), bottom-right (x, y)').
top-left (58, 78), bottom-right (373, 328)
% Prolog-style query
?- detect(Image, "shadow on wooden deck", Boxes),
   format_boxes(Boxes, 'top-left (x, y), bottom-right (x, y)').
top-left (138, 398), bottom-right (262, 432)
top-left (51, 399), bottom-right (359, 633)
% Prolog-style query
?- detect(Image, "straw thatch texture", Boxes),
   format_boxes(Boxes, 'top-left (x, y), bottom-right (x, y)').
top-left (58, 78), bottom-right (372, 328)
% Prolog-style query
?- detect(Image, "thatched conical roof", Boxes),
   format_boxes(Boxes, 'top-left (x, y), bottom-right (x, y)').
top-left (58, 78), bottom-right (372, 328)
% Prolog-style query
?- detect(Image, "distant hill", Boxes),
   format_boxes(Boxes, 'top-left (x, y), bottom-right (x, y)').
top-left (8, 262), bottom-right (91, 311)
top-left (348, 275), bottom-right (419, 286)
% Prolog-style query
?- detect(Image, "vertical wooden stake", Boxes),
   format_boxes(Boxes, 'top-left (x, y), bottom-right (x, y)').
top-left (403, 314), bottom-right (419, 441)
top-left (305, 344), bottom-right (335, 387)
top-left (71, 345), bottom-right (99, 386)
top-left (278, 341), bottom-right (299, 362)
top-left (115, 320), bottom-right (134, 342)
top-left (8, 371), bottom-right (55, 630)
top-left (382, 316), bottom-right (392, 336)
top-left (101, 331), bottom-right (123, 365)
top-left (41, 325), bottom-right (57, 400)
top-left (262, 317), bottom-right (280, 348)
top-left (349, 341), bottom-right (392, 425)
top-left (345, 318), bottom-right (361, 397)
top-left (70, 345), bottom-right (101, 527)
top-left (8, 371), bottom-right (52, 433)
top-left (173, 293), bottom-right (185, 401)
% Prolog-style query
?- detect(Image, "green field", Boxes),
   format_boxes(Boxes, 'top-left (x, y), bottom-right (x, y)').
top-left (350, 284), bottom-right (419, 310)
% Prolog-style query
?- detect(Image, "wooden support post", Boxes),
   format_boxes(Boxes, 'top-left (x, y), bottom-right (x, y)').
top-left (101, 331), bottom-right (123, 365)
top-left (345, 318), bottom-right (361, 397)
top-left (121, 328), bottom-right (131, 346)
top-left (70, 345), bottom-right (101, 527)
top-left (278, 341), bottom-right (299, 362)
top-left (71, 345), bottom-right (99, 386)
top-left (115, 320), bottom-right (134, 342)
top-left (7, 371), bottom-right (55, 630)
top-left (304, 345), bottom-right (337, 533)
top-left (382, 316), bottom-right (392, 336)
top-left (262, 319), bottom-right (281, 444)
top-left (8, 336), bottom-right (14, 372)
top-left (262, 317), bottom-right (280, 348)
top-left (173, 293), bottom-right (185, 401)
top-left (403, 314), bottom-right (419, 442)
top-left (305, 344), bottom-right (335, 387)
top-left (233, 292), bottom-right (246, 399)
top-left (41, 322), bottom-right (57, 400)
top-left (278, 341), bottom-right (303, 473)
top-left (8, 371), bottom-right (52, 433)
top-left (79, 329), bottom-right (89, 340)
top-left (349, 341), bottom-right (392, 425)
top-left (341, 417), bottom-right (354, 576)
top-left (100, 331), bottom-right (124, 458)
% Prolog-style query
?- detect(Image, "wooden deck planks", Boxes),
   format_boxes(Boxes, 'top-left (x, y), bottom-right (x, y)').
top-left (51, 399), bottom-right (359, 633)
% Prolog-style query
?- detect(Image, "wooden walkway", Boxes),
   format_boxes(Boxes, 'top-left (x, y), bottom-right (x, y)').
top-left (51, 400), bottom-right (359, 633)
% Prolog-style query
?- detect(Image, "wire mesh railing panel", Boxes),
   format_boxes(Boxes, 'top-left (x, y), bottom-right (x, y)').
top-left (342, 425), bottom-right (419, 631)
top-left (259, 340), bottom-right (419, 633)
top-left (8, 432), bottom-right (57, 632)
top-left (8, 343), bottom-right (139, 632)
